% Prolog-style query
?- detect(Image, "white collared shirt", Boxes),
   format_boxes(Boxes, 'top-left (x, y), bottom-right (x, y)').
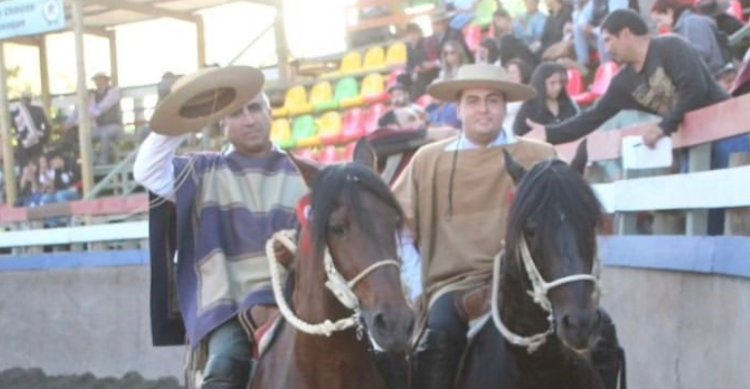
top-left (444, 126), bottom-right (517, 151)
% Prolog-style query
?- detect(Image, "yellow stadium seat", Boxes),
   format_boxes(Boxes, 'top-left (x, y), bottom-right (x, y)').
top-left (363, 46), bottom-right (386, 70)
top-left (309, 81), bottom-right (335, 112)
top-left (285, 85), bottom-right (314, 116)
top-left (360, 73), bottom-right (388, 104)
top-left (339, 51), bottom-right (362, 74)
top-left (317, 111), bottom-right (344, 145)
top-left (270, 118), bottom-right (295, 148)
top-left (385, 42), bottom-right (408, 67)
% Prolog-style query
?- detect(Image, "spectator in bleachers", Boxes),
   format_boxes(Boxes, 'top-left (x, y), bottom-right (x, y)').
top-left (17, 160), bottom-right (42, 207)
top-left (525, 9), bottom-right (750, 235)
top-left (538, 0), bottom-right (575, 58)
top-left (378, 76), bottom-right (427, 130)
top-left (476, 38), bottom-right (501, 65)
top-left (514, 62), bottom-right (580, 135)
top-left (503, 58), bottom-right (534, 131)
top-left (89, 73), bottom-right (123, 165)
top-left (572, 0), bottom-right (632, 67)
top-left (651, 0), bottom-right (734, 78)
top-left (406, 23), bottom-right (441, 99)
top-left (513, 0), bottom-right (548, 50)
top-left (12, 91), bottom-right (51, 169)
top-left (438, 40), bottom-right (472, 80)
top-left (44, 151), bottom-right (81, 204)
top-left (430, 9), bottom-right (473, 63)
top-left (493, 9), bottom-right (540, 67)
top-left (695, 0), bottom-right (745, 37)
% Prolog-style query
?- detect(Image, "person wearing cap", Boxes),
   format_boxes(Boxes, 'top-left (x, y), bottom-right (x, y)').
top-left (12, 91), bottom-right (51, 168)
top-left (88, 72), bottom-right (122, 165)
top-left (133, 66), bottom-right (307, 389)
top-left (378, 76), bottom-right (426, 130)
top-left (392, 63), bottom-right (555, 388)
top-left (526, 9), bottom-right (750, 235)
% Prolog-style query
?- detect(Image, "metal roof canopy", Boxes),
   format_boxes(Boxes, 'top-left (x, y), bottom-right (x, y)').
top-left (0, 0), bottom-right (287, 206)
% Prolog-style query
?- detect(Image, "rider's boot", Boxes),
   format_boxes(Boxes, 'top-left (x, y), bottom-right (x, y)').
top-left (590, 310), bottom-right (626, 389)
top-left (413, 329), bottom-right (466, 389)
top-left (374, 351), bottom-right (410, 389)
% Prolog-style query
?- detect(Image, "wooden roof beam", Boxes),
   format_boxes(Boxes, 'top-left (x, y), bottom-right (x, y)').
top-left (87, 0), bottom-right (199, 23)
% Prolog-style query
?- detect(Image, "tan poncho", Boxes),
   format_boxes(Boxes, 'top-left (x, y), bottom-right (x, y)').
top-left (393, 136), bottom-right (556, 305)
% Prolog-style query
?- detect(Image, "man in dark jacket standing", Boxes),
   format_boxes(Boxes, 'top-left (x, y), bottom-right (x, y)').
top-left (12, 92), bottom-right (51, 168)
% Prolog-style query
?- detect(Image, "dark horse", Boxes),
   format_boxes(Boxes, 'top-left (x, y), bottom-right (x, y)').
top-left (249, 140), bottom-right (415, 389)
top-left (456, 142), bottom-right (611, 389)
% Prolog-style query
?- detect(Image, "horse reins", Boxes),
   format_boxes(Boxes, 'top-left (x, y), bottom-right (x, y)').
top-left (490, 236), bottom-right (601, 353)
top-left (265, 229), bottom-right (401, 337)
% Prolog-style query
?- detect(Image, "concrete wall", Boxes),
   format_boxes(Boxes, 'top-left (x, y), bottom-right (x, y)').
top-left (1, 253), bottom-right (748, 387)
top-left (601, 267), bottom-right (750, 389)
top-left (0, 265), bottom-right (184, 381)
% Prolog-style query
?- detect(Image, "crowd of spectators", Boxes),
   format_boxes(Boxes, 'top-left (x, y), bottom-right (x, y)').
top-left (383, 0), bottom-right (748, 141)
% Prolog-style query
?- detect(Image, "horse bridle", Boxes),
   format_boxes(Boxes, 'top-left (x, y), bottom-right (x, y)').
top-left (490, 235), bottom-right (601, 353)
top-left (266, 230), bottom-right (401, 337)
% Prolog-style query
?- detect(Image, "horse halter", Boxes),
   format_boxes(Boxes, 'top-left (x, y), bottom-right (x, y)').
top-left (266, 230), bottom-right (401, 337)
top-left (491, 235), bottom-right (601, 353)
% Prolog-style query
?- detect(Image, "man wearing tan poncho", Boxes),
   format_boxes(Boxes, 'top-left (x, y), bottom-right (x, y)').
top-left (393, 64), bottom-right (625, 389)
top-left (393, 63), bottom-right (555, 389)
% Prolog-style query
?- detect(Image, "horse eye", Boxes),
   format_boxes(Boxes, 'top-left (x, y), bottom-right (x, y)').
top-left (329, 224), bottom-right (346, 236)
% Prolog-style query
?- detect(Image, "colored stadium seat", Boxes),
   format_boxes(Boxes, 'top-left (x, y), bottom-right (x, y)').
top-left (271, 118), bottom-right (295, 149)
top-left (318, 111), bottom-right (344, 145)
top-left (341, 108), bottom-right (366, 143)
top-left (362, 103), bottom-right (386, 134)
top-left (473, 0), bottom-right (498, 27)
top-left (292, 115), bottom-right (320, 148)
top-left (339, 51), bottom-right (363, 74)
top-left (310, 81), bottom-right (336, 112)
top-left (363, 46), bottom-right (386, 70)
top-left (385, 42), bottom-right (408, 67)
top-left (572, 62), bottom-right (620, 106)
top-left (566, 68), bottom-right (585, 96)
top-left (273, 85), bottom-right (313, 117)
top-left (294, 147), bottom-right (318, 162)
top-left (361, 73), bottom-right (389, 105)
top-left (464, 25), bottom-right (484, 53)
top-left (319, 145), bottom-right (343, 165)
top-left (336, 77), bottom-right (362, 109)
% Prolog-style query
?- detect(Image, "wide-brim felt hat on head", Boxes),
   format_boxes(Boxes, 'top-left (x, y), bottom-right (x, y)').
top-left (427, 64), bottom-right (536, 103)
top-left (149, 66), bottom-right (264, 135)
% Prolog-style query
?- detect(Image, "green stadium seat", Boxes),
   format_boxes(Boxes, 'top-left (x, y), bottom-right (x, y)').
top-left (292, 115), bottom-right (320, 148)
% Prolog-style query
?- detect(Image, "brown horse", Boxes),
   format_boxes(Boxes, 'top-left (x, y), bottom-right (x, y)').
top-left (456, 141), bottom-right (611, 389)
top-left (249, 141), bottom-right (415, 389)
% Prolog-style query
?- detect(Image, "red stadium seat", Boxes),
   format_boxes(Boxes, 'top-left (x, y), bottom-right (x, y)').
top-left (566, 68), bottom-right (585, 96)
top-left (572, 62), bottom-right (619, 106)
top-left (319, 145), bottom-right (342, 165)
top-left (463, 25), bottom-right (484, 53)
top-left (341, 108), bottom-right (366, 143)
top-left (363, 103), bottom-right (387, 135)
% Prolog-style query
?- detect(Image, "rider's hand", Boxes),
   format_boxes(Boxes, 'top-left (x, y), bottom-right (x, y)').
top-left (274, 240), bottom-right (294, 268)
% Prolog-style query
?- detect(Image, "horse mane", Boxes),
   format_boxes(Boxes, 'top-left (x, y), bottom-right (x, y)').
top-left (505, 158), bottom-right (602, 252)
top-left (309, 163), bottom-right (405, 257)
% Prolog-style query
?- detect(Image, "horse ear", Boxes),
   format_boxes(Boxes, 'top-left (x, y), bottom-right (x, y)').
top-left (503, 149), bottom-right (526, 185)
top-left (288, 152), bottom-right (320, 188)
top-left (570, 140), bottom-right (588, 175)
top-left (352, 138), bottom-right (377, 170)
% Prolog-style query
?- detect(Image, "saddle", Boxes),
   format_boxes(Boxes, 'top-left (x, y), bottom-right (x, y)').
top-left (242, 305), bottom-right (282, 359)
top-left (454, 284), bottom-right (493, 325)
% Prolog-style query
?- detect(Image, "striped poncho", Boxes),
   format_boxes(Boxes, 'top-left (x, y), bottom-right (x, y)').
top-left (173, 150), bottom-right (307, 346)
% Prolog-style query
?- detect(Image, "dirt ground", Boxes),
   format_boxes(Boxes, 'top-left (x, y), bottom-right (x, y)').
top-left (0, 368), bottom-right (184, 389)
